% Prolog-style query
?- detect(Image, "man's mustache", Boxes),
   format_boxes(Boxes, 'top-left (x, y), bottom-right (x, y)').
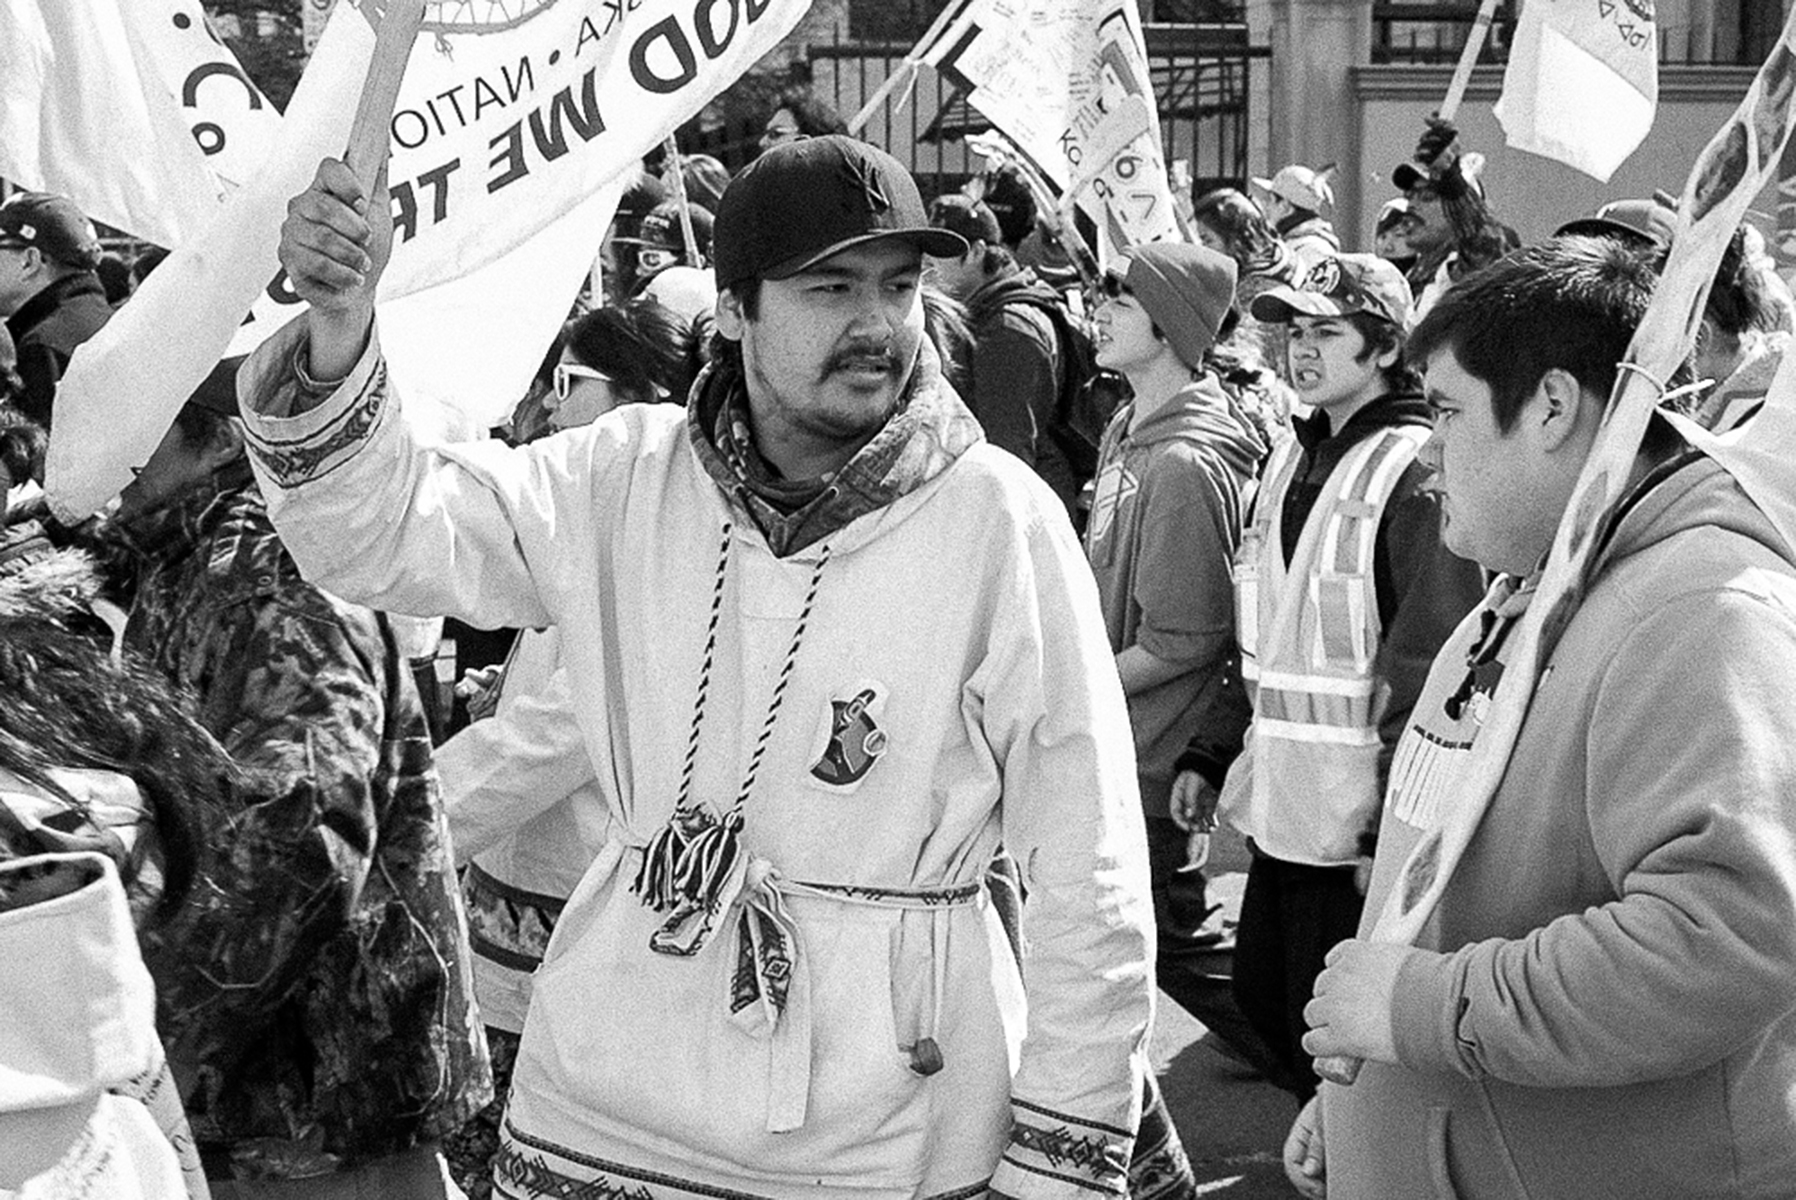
top-left (820, 343), bottom-right (901, 379)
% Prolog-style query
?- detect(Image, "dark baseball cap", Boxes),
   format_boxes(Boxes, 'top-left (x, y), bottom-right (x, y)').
top-left (712, 136), bottom-right (966, 291)
top-left (1554, 198), bottom-right (1677, 251)
top-left (0, 193), bottom-right (103, 269)
top-left (1251, 253), bottom-right (1413, 327)
top-left (928, 194), bottom-right (1002, 249)
top-left (623, 200), bottom-right (715, 252)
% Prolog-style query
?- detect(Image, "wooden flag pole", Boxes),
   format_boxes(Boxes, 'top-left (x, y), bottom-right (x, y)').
top-left (1315, 5), bottom-right (1796, 1090)
top-left (846, 0), bottom-right (976, 135)
top-left (663, 134), bottom-right (704, 268)
top-left (343, 0), bottom-right (427, 193)
top-left (1439, 0), bottom-right (1502, 123)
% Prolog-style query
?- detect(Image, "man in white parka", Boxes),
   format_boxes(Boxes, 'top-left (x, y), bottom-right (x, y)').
top-left (241, 136), bottom-right (1156, 1200)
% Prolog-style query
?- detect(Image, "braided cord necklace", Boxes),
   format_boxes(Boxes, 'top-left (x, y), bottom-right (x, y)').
top-left (632, 522), bottom-right (831, 955)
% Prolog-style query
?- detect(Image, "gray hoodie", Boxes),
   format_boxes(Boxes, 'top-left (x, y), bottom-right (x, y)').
top-left (1084, 375), bottom-right (1267, 814)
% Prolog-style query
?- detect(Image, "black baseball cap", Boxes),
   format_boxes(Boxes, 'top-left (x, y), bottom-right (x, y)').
top-left (1554, 198), bottom-right (1677, 252)
top-left (619, 200), bottom-right (715, 253)
top-left (928, 194), bottom-right (1003, 248)
top-left (0, 193), bottom-right (102, 269)
top-left (712, 136), bottom-right (966, 291)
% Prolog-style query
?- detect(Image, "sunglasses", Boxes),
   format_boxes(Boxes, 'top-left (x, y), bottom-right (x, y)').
top-left (1100, 270), bottom-right (1132, 299)
top-left (553, 362), bottom-right (612, 402)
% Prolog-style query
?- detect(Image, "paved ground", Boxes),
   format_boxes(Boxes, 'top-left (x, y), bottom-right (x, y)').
top-left (1146, 827), bottom-right (1300, 1198)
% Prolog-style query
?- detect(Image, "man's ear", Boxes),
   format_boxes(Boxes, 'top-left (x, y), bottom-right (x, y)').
top-left (714, 287), bottom-right (745, 340)
top-left (1535, 367), bottom-right (1589, 452)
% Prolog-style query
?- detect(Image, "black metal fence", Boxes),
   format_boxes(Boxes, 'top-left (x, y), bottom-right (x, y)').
top-left (1372, 0), bottom-right (1779, 67)
top-left (806, 23), bottom-right (1266, 201)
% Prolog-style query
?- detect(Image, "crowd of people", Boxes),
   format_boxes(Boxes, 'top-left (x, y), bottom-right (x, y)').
top-left (4, 76), bottom-right (1796, 1200)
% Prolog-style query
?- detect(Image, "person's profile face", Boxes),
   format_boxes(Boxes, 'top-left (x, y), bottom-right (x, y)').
top-left (0, 243), bottom-right (40, 319)
top-left (546, 352), bottom-right (621, 430)
top-left (759, 108), bottom-right (802, 154)
top-left (1419, 347), bottom-right (1543, 574)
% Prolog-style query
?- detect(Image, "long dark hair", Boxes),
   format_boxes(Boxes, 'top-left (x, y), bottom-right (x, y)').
top-left (0, 614), bottom-right (222, 923)
top-left (564, 297), bottom-right (704, 406)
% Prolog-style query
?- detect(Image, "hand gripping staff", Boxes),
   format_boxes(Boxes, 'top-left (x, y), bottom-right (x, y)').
top-left (1315, 9), bottom-right (1796, 1088)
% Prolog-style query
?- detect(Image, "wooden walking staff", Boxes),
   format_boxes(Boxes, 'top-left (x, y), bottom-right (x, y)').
top-left (1314, 6), bottom-right (1796, 1090)
top-left (343, 0), bottom-right (427, 193)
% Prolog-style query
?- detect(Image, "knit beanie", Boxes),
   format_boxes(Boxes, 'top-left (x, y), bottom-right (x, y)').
top-left (1125, 243), bottom-right (1237, 371)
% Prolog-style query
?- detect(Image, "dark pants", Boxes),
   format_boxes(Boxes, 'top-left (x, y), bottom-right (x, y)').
top-left (1144, 816), bottom-right (1217, 954)
top-left (208, 1145), bottom-right (459, 1199)
top-left (1231, 844), bottom-right (1364, 1100)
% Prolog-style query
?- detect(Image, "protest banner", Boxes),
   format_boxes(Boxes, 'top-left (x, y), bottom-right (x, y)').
top-left (0, 0), bottom-right (281, 249)
top-left (1494, 0), bottom-right (1659, 182)
top-left (1316, 5), bottom-right (1796, 1088)
top-left (919, 0), bottom-right (1182, 252)
top-left (48, 0), bottom-right (811, 522)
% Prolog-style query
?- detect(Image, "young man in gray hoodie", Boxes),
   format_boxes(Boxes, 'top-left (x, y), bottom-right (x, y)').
top-left (1085, 243), bottom-right (1268, 960)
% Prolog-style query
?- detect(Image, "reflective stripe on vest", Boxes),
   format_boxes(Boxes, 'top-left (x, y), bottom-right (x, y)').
top-left (1236, 425), bottom-right (1429, 726)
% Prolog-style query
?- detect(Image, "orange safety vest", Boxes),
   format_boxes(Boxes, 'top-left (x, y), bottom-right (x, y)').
top-left (1219, 424), bottom-right (1429, 865)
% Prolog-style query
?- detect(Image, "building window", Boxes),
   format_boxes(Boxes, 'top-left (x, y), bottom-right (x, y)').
top-left (1371, 0), bottom-right (1775, 67)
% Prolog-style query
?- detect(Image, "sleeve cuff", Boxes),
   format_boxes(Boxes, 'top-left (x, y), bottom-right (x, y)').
top-left (237, 314), bottom-right (389, 489)
top-left (1134, 623), bottom-right (1229, 672)
top-left (1390, 945), bottom-right (1467, 1075)
top-left (988, 1098), bottom-right (1133, 1198)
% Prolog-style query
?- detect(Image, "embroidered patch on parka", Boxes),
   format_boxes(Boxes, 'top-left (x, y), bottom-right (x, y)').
top-left (808, 682), bottom-right (889, 789)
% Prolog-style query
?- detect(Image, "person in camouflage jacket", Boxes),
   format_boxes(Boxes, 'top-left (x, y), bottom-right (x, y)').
top-left (110, 383), bottom-right (491, 1195)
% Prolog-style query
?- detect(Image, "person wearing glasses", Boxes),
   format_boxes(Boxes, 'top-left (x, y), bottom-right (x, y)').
top-left (544, 297), bottom-right (703, 431)
top-left (0, 192), bottom-right (112, 430)
top-left (755, 86), bottom-right (847, 156)
top-left (1179, 252), bottom-right (1483, 1103)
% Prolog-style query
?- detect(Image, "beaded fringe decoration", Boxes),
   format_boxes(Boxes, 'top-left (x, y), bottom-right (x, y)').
top-left (632, 524), bottom-right (831, 957)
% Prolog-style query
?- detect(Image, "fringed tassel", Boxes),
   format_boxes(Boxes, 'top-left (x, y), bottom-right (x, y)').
top-left (632, 816), bottom-right (689, 912)
top-left (670, 810), bottom-right (743, 904)
top-left (640, 809), bottom-right (746, 957)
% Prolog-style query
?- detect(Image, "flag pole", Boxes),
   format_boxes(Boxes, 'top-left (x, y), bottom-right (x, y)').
top-left (1439, 0), bottom-right (1502, 122)
top-left (344, 0), bottom-right (427, 192)
top-left (663, 134), bottom-right (704, 268)
top-left (846, 0), bottom-right (976, 135)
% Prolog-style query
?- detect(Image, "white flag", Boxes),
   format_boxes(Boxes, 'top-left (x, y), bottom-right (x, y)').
top-left (0, 0), bottom-right (282, 248)
top-left (922, 0), bottom-right (1183, 249)
top-left (1494, 0), bottom-right (1658, 182)
top-left (48, 0), bottom-right (812, 521)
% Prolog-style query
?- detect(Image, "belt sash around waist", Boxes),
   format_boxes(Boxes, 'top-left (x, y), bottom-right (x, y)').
top-left (559, 838), bottom-right (985, 1133)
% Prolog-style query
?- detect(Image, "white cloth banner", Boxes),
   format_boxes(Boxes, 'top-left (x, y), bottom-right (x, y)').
top-left (0, 0), bottom-right (281, 249)
top-left (922, 0), bottom-right (1182, 249)
top-left (1494, 0), bottom-right (1658, 183)
top-left (48, 0), bottom-right (811, 521)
